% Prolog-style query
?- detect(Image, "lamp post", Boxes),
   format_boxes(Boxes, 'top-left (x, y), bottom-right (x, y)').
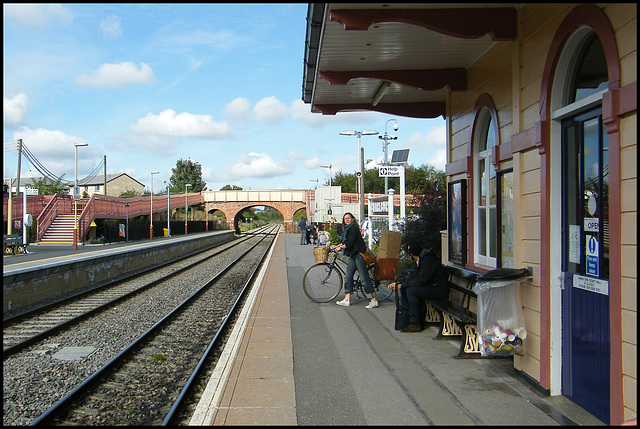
top-left (164, 180), bottom-right (171, 237)
top-left (125, 202), bottom-right (130, 242)
top-left (150, 171), bottom-right (159, 240)
top-left (339, 130), bottom-right (378, 222)
top-left (379, 119), bottom-right (398, 194)
top-left (320, 163), bottom-right (332, 186)
top-left (73, 141), bottom-right (88, 250)
top-left (184, 183), bottom-right (191, 235)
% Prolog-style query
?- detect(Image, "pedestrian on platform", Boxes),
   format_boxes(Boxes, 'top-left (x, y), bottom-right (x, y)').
top-left (298, 217), bottom-right (307, 245)
top-left (387, 238), bottom-right (449, 332)
top-left (332, 212), bottom-right (378, 309)
top-left (305, 221), bottom-right (313, 245)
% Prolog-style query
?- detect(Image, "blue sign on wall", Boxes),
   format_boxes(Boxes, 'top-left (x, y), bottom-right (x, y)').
top-left (586, 235), bottom-right (599, 276)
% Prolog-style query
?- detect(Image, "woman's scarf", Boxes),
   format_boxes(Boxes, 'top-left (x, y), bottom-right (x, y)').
top-left (341, 222), bottom-right (354, 242)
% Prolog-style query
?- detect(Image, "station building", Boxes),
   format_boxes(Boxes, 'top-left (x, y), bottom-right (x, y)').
top-left (302, 3), bottom-right (636, 424)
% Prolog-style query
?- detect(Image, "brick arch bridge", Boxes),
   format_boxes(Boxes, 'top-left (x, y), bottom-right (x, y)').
top-left (201, 189), bottom-right (310, 232)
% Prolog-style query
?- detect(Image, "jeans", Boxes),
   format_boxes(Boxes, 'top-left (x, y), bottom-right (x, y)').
top-left (344, 253), bottom-right (374, 295)
top-left (401, 286), bottom-right (444, 324)
top-left (300, 229), bottom-right (306, 244)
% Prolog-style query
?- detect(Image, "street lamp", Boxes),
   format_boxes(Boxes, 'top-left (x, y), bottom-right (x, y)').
top-left (184, 183), bottom-right (191, 235)
top-left (320, 163), bottom-right (332, 186)
top-left (124, 202), bottom-right (130, 242)
top-left (73, 141), bottom-right (88, 250)
top-left (379, 119), bottom-right (399, 194)
top-left (150, 171), bottom-right (159, 240)
top-left (339, 130), bottom-right (378, 222)
top-left (164, 180), bottom-right (171, 237)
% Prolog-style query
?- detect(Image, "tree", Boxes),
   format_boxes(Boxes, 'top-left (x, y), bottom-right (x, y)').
top-left (329, 163), bottom-right (445, 196)
top-left (169, 159), bottom-right (207, 193)
top-left (31, 175), bottom-right (68, 195)
top-left (398, 172), bottom-right (447, 259)
top-left (220, 184), bottom-right (243, 190)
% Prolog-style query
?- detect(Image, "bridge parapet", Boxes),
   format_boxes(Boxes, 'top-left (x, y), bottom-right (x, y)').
top-left (202, 189), bottom-right (310, 230)
top-left (202, 189), bottom-right (308, 203)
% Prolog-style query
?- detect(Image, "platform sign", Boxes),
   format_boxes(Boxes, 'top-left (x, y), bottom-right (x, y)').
top-left (378, 166), bottom-right (402, 177)
top-left (73, 186), bottom-right (80, 201)
top-left (573, 274), bottom-right (608, 296)
top-left (585, 235), bottom-right (599, 276)
top-left (370, 197), bottom-right (389, 216)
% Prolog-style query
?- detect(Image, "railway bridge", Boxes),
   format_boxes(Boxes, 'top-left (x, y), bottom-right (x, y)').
top-left (201, 189), bottom-right (310, 231)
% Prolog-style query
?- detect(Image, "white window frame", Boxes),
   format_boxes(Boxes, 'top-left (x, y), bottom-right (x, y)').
top-left (473, 108), bottom-right (497, 268)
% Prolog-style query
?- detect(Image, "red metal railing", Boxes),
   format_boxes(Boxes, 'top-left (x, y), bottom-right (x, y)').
top-left (76, 193), bottom-right (202, 242)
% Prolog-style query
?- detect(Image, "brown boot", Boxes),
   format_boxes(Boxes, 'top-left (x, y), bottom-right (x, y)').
top-left (401, 322), bottom-right (422, 333)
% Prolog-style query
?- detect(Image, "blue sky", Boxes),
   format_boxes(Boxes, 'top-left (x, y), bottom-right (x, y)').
top-left (3, 3), bottom-right (446, 193)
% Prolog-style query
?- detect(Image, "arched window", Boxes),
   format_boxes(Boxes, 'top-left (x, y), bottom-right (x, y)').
top-left (473, 107), bottom-right (497, 267)
top-left (568, 33), bottom-right (608, 103)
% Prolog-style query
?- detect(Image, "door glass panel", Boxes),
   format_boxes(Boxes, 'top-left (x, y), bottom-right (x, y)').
top-left (563, 124), bottom-right (581, 273)
top-left (601, 124), bottom-right (609, 278)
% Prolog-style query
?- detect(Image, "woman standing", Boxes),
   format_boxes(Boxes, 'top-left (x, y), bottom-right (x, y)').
top-left (332, 213), bottom-right (378, 309)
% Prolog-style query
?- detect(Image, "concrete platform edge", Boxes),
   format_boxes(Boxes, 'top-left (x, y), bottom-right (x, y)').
top-left (189, 230), bottom-right (294, 426)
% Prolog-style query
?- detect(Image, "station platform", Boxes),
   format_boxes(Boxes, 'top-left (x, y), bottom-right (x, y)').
top-left (2, 232), bottom-right (223, 275)
top-left (3, 230), bottom-right (606, 425)
top-left (190, 232), bottom-right (606, 426)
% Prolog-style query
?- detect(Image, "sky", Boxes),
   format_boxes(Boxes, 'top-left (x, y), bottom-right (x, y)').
top-left (3, 3), bottom-right (446, 193)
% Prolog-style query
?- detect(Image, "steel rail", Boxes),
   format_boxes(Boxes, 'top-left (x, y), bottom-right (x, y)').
top-left (3, 228), bottom-right (270, 359)
top-left (30, 225), bottom-right (278, 426)
top-left (163, 224), bottom-right (279, 425)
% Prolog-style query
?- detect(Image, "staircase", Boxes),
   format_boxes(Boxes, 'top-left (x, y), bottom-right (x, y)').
top-left (40, 215), bottom-right (75, 244)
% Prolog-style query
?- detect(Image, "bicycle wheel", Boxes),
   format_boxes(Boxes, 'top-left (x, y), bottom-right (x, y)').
top-left (303, 263), bottom-right (343, 303)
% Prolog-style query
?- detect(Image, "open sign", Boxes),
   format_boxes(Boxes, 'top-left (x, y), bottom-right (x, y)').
top-left (584, 218), bottom-right (599, 233)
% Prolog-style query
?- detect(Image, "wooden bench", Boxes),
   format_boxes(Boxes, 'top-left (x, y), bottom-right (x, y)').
top-left (3, 234), bottom-right (28, 255)
top-left (424, 265), bottom-right (480, 358)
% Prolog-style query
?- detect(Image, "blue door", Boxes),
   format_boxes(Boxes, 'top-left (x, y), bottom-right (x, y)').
top-left (561, 108), bottom-right (610, 423)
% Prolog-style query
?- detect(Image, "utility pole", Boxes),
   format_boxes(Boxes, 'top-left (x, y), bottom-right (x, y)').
top-left (103, 155), bottom-right (107, 196)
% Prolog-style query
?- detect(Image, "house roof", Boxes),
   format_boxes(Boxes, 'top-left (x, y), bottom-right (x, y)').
top-left (12, 173), bottom-right (144, 188)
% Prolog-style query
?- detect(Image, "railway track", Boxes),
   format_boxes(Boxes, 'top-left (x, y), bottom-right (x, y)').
top-left (3, 224), bottom-right (280, 426)
top-left (3, 225), bottom-right (272, 358)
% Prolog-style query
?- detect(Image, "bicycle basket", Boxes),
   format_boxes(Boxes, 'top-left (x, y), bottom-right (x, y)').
top-left (313, 246), bottom-right (330, 263)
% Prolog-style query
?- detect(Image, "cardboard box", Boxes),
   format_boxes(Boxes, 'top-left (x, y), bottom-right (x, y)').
top-left (378, 230), bottom-right (402, 259)
top-left (374, 258), bottom-right (398, 281)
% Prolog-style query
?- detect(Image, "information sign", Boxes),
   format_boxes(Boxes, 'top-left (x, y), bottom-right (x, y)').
top-left (585, 235), bottom-right (599, 276)
top-left (378, 166), bottom-right (402, 177)
top-left (573, 274), bottom-right (608, 296)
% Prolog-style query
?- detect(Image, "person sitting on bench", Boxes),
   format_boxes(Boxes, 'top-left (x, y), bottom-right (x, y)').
top-left (388, 238), bottom-right (449, 332)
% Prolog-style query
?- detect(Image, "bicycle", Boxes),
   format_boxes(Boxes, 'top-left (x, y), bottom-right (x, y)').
top-left (303, 247), bottom-right (393, 303)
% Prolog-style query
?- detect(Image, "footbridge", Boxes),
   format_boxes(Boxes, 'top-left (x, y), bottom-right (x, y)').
top-left (202, 189), bottom-right (311, 230)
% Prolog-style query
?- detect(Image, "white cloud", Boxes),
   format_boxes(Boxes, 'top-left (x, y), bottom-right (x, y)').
top-left (403, 125), bottom-right (447, 170)
top-left (253, 96), bottom-right (288, 124)
top-left (3, 3), bottom-right (73, 28)
top-left (130, 109), bottom-right (232, 139)
top-left (3, 93), bottom-right (29, 126)
top-left (223, 97), bottom-right (252, 121)
top-left (225, 152), bottom-right (291, 179)
top-left (75, 62), bottom-right (155, 88)
top-left (426, 148), bottom-right (447, 171)
top-left (100, 15), bottom-right (122, 40)
top-left (290, 99), bottom-right (331, 128)
top-left (404, 125), bottom-right (446, 151)
top-left (10, 127), bottom-right (96, 178)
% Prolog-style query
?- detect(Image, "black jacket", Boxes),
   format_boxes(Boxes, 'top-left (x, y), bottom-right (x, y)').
top-left (403, 249), bottom-right (449, 300)
top-left (340, 224), bottom-right (366, 256)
